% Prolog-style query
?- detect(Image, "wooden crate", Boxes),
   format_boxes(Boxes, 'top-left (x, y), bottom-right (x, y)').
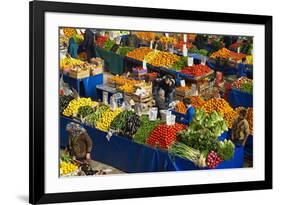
top-left (175, 87), bottom-right (192, 97)
top-left (132, 94), bottom-right (153, 103)
top-left (193, 70), bottom-right (214, 81)
top-left (69, 68), bottom-right (90, 79)
top-left (134, 82), bottom-right (152, 92)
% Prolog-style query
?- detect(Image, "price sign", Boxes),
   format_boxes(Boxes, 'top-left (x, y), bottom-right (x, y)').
top-left (188, 57), bottom-right (194, 66)
top-left (60, 29), bottom-right (64, 35)
top-left (183, 45), bottom-right (188, 57)
top-left (116, 36), bottom-right (121, 45)
top-left (201, 56), bottom-right (207, 65)
top-left (169, 45), bottom-right (174, 54)
top-left (149, 107), bottom-right (158, 121)
top-left (183, 34), bottom-right (187, 42)
top-left (150, 40), bottom-right (153, 49)
top-left (143, 60), bottom-right (147, 70)
top-left (180, 80), bottom-right (186, 87)
top-left (191, 84), bottom-right (198, 96)
top-left (165, 33), bottom-right (169, 37)
top-left (166, 114), bottom-right (176, 126)
top-left (106, 129), bottom-right (114, 141)
top-left (103, 91), bottom-right (108, 105)
top-left (76, 29), bottom-right (81, 35)
top-left (100, 31), bottom-right (105, 36)
top-left (237, 47), bottom-right (241, 53)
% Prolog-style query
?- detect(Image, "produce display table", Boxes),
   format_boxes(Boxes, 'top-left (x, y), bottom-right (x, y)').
top-left (62, 73), bottom-right (103, 99)
top-left (96, 84), bottom-right (120, 104)
top-left (124, 56), bottom-right (200, 85)
top-left (95, 46), bottom-right (124, 75)
top-left (228, 88), bottom-right (253, 108)
top-left (60, 116), bottom-right (244, 173)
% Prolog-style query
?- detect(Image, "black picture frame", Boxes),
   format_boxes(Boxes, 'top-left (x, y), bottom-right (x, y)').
top-left (29, 1), bottom-right (272, 204)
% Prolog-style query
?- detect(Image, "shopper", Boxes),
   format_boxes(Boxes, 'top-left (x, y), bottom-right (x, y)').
top-left (155, 89), bottom-right (167, 111)
top-left (231, 109), bottom-right (250, 146)
top-left (158, 75), bottom-right (175, 105)
top-left (179, 98), bottom-right (195, 125)
top-left (79, 28), bottom-right (97, 62)
top-left (66, 122), bottom-right (93, 161)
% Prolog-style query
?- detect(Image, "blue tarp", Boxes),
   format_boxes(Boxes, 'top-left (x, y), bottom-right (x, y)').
top-left (228, 88), bottom-right (253, 108)
top-left (60, 116), bottom-right (244, 173)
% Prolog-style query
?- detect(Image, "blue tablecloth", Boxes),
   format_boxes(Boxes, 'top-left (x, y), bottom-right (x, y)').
top-left (228, 88), bottom-right (253, 108)
top-left (206, 59), bottom-right (238, 75)
top-left (63, 74), bottom-right (103, 99)
top-left (60, 116), bottom-right (244, 173)
top-left (244, 135), bottom-right (253, 159)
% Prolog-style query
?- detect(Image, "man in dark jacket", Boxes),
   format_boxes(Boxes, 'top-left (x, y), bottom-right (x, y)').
top-left (66, 122), bottom-right (93, 161)
top-left (79, 29), bottom-right (96, 62)
top-left (158, 75), bottom-right (176, 105)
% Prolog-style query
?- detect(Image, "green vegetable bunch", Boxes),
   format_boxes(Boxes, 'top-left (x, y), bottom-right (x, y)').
top-left (110, 110), bottom-right (135, 131)
top-left (188, 47), bottom-right (199, 54)
top-left (77, 105), bottom-right (94, 118)
top-left (169, 142), bottom-right (206, 168)
top-left (104, 39), bottom-right (115, 51)
top-left (171, 56), bottom-right (187, 71)
top-left (216, 139), bottom-right (235, 160)
top-left (198, 49), bottom-right (209, 56)
top-left (177, 109), bottom-right (228, 153)
top-left (241, 82), bottom-right (253, 94)
top-left (133, 115), bottom-right (161, 144)
top-left (84, 105), bottom-right (109, 127)
top-left (116, 46), bottom-right (134, 56)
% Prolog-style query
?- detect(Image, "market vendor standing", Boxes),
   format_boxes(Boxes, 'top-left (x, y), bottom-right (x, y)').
top-left (237, 57), bottom-right (248, 78)
top-left (67, 37), bottom-right (79, 58)
top-left (179, 98), bottom-right (195, 125)
top-left (66, 122), bottom-right (93, 161)
top-left (158, 75), bottom-right (176, 105)
top-left (231, 108), bottom-right (250, 146)
top-left (79, 28), bottom-right (97, 62)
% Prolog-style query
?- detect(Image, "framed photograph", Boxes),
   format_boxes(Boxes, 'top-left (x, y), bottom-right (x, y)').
top-left (29, 0), bottom-right (272, 204)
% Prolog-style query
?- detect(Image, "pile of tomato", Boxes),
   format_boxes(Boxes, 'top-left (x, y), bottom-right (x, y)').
top-left (180, 64), bottom-right (211, 77)
top-left (146, 123), bottom-right (186, 149)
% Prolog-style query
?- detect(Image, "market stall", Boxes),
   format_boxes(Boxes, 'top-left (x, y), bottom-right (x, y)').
top-left (59, 28), bottom-right (254, 176)
top-left (60, 116), bottom-right (244, 173)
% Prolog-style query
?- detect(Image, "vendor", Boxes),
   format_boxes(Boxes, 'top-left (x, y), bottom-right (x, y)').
top-left (158, 75), bottom-right (176, 105)
top-left (66, 122), bottom-right (93, 161)
top-left (237, 57), bottom-right (247, 78)
top-left (231, 108), bottom-right (250, 146)
top-left (67, 37), bottom-right (78, 59)
top-left (79, 28), bottom-right (97, 62)
top-left (152, 36), bottom-right (163, 51)
top-left (179, 98), bottom-right (195, 125)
